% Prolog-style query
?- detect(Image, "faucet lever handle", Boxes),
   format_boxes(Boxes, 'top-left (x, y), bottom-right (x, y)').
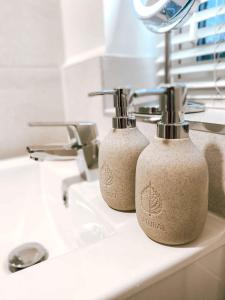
top-left (88, 90), bottom-right (116, 97)
top-left (131, 88), bottom-right (167, 100)
top-left (29, 121), bottom-right (83, 127)
top-left (28, 121), bottom-right (98, 146)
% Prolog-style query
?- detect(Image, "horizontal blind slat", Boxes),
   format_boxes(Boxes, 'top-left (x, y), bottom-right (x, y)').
top-left (186, 80), bottom-right (225, 89)
top-left (157, 1), bottom-right (225, 105)
top-left (157, 24), bottom-right (225, 47)
top-left (157, 42), bottom-right (225, 62)
top-left (157, 61), bottom-right (225, 76)
top-left (187, 94), bottom-right (225, 99)
top-left (184, 4), bottom-right (225, 25)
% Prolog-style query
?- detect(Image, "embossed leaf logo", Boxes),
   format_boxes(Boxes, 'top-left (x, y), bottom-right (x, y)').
top-left (141, 182), bottom-right (162, 215)
top-left (101, 163), bottom-right (113, 186)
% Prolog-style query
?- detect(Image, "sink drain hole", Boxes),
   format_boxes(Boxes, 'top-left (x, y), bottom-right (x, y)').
top-left (8, 242), bottom-right (49, 273)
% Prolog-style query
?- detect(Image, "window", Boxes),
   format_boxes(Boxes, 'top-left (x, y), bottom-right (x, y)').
top-left (157, 0), bottom-right (225, 108)
top-left (197, 0), bottom-right (225, 61)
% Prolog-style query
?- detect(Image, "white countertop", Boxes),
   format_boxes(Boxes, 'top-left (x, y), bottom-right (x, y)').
top-left (1, 210), bottom-right (225, 300)
top-left (1, 158), bottom-right (225, 300)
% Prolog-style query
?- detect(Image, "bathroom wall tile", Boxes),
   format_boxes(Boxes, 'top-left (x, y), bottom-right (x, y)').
top-left (0, 0), bottom-right (64, 67)
top-left (62, 56), bottom-right (111, 139)
top-left (0, 68), bottom-right (65, 159)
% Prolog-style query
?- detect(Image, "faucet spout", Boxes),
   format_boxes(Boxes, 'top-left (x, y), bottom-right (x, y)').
top-left (27, 121), bottom-right (99, 180)
top-left (27, 145), bottom-right (78, 161)
top-left (27, 121), bottom-right (99, 206)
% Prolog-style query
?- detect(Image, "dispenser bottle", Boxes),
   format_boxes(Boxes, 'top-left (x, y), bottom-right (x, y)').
top-left (89, 88), bottom-right (149, 211)
top-left (135, 84), bottom-right (208, 245)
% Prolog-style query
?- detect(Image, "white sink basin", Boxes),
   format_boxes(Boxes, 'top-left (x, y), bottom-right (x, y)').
top-left (0, 157), bottom-right (114, 277)
top-left (1, 157), bottom-right (225, 300)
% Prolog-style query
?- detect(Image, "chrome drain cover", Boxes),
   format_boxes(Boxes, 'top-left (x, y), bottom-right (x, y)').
top-left (8, 242), bottom-right (48, 272)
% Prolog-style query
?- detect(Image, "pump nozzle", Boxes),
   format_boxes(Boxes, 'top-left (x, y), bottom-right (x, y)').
top-left (132, 84), bottom-right (189, 139)
top-left (88, 88), bottom-right (136, 129)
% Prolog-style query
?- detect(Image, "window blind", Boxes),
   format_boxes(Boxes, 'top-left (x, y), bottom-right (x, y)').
top-left (157, 0), bottom-right (225, 108)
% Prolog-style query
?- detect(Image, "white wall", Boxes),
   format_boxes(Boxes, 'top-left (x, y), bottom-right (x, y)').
top-left (0, 0), bottom-right (107, 159)
top-left (0, 0), bottom-right (159, 158)
top-left (61, 0), bottom-right (105, 61)
top-left (60, 0), bottom-right (110, 139)
top-left (62, 58), bottom-right (111, 140)
top-left (0, 0), bottom-right (65, 159)
top-left (103, 0), bottom-right (158, 58)
top-left (0, 0), bottom-right (64, 67)
top-left (61, 0), bottom-right (159, 139)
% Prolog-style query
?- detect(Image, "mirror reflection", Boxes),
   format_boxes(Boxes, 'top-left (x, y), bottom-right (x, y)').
top-left (133, 0), bottom-right (225, 128)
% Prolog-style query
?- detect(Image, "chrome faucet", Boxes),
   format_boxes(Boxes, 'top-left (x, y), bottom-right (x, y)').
top-left (27, 122), bottom-right (99, 206)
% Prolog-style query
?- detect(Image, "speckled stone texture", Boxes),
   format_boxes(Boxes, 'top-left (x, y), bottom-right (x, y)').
top-left (190, 131), bottom-right (225, 218)
top-left (99, 128), bottom-right (149, 211)
top-left (137, 123), bottom-right (225, 219)
top-left (136, 137), bottom-right (209, 245)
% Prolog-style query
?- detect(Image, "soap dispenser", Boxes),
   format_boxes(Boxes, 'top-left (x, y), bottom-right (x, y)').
top-left (89, 88), bottom-right (149, 211)
top-left (135, 84), bottom-right (208, 245)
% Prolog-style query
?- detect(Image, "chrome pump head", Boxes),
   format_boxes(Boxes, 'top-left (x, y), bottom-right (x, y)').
top-left (132, 83), bottom-right (189, 139)
top-left (158, 84), bottom-right (189, 139)
top-left (88, 88), bottom-right (136, 129)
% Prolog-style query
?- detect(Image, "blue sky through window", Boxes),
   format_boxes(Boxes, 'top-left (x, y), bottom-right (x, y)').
top-left (197, 0), bottom-right (225, 60)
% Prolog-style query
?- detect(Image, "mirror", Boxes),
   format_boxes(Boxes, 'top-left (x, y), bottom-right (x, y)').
top-left (133, 0), bottom-right (196, 32)
top-left (132, 0), bottom-right (225, 134)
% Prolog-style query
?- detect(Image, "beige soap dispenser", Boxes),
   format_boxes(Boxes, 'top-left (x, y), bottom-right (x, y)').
top-left (89, 88), bottom-right (149, 211)
top-left (135, 84), bottom-right (208, 245)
